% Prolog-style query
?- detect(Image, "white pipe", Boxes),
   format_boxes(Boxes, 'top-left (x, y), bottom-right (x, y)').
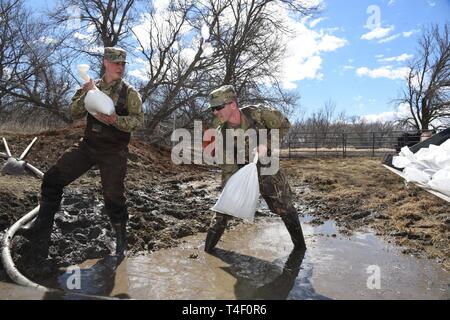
top-left (1, 205), bottom-right (48, 291)
top-left (19, 137), bottom-right (37, 160)
top-left (2, 138), bottom-right (12, 157)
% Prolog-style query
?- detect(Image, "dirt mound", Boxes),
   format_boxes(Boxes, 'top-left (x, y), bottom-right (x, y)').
top-left (1, 123), bottom-right (185, 174)
top-left (0, 125), bottom-right (220, 283)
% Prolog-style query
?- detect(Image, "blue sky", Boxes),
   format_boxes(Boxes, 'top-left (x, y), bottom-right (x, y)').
top-left (26, 0), bottom-right (450, 122)
top-left (290, 0), bottom-right (450, 122)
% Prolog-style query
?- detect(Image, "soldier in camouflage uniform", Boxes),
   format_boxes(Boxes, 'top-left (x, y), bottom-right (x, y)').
top-left (18, 47), bottom-right (144, 257)
top-left (204, 85), bottom-right (306, 253)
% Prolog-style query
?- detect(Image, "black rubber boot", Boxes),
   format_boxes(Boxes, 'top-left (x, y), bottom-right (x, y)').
top-left (281, 211), bottom-right (307, 250)
top-left (204, 214), bottom-right (230, 253)
top-left (112, 222), bottom-right (127, 257)
top-left (16, 201), bottom-right (60, 256)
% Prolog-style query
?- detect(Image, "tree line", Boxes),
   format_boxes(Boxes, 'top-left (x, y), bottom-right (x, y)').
top-left (0, 0), bottom-right (448, 137)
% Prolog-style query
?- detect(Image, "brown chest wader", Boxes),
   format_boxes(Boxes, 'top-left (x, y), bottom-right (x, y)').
top-left (18, 82), bottom-right (131, 257)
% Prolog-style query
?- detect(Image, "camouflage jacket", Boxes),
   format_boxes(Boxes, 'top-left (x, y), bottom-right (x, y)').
top-left (211, 104), bottom-right (291, 184)
top-left (71, 77), bottom-right (144, 133)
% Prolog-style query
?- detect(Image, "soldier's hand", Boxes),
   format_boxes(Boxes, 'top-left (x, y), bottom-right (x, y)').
top-left (82, 80), bottom-right (95, 93)
top-left (94, 112), bottom-right (118, 125)
top-left (255, 144), bottom-right (267, 158)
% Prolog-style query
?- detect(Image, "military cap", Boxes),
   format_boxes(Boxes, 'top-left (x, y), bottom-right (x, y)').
top-left (104, 47), bottom-right (127, 63)
top-left (208, 85), bottom-right (237, 108)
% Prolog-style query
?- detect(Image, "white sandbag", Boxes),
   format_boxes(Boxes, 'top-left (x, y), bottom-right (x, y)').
top-left (77, 64), bottom-right (91, 82)
top-left (211, 154), bottom-right (260, 222)
top-left (77, 64), bottom-right (114, 116)
top-left (404, 166), bottom-right (431, 184)
top-left (392, 155), bottom-right (410, 168)
top-left (428, 168), bottom-right (450, 196)
top-left (84, 89), bottom-right (115, 116)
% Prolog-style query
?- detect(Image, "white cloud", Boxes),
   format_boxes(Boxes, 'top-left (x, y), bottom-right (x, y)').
top-left (73, 32), bottom-right (91, 41)
top-left (317, 34), bottom-right (348, 51)
top-left (402, 29), bottom-right (420, 38)
top-left (378, 53), bottom-right (413, 63)
top-left (428, 1), bottom-right (436, 7)
top-left (388, 0), bottom-right (396, 6)
top-left (276, 4), bottom-right (347, 89)
top-left (39, 36), bottom-right (57, 44)
top-left (309, 17), bottom-right (326, 28)
top-left (361, 26), bottom-right (394, 41)
top-left (356, 66), bottom-right (409, 80)
top-left (378, 33), bottom-right (401, 43)
top-left (362, 102), bottom-right (410, 123)
top-left (129, 69), bottom-right (149, 82)
top-left (343, 65), bottom-right (355, 70)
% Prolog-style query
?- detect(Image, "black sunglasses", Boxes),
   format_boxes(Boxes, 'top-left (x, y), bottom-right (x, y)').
top-left (210, 102), bottom-right (231, 112)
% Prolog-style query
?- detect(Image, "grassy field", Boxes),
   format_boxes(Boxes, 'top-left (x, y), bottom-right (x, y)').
top-left (282, 157), bottom-right (450, 270)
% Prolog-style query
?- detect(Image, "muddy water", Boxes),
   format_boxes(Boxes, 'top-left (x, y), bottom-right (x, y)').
top-left (1, 215), bottom-right (448, 300)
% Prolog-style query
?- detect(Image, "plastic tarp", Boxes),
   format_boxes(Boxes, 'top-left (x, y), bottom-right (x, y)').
top-left (392, 139), bottom-right (450, 196)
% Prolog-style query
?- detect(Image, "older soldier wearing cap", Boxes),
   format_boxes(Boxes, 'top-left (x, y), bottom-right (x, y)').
top-left (18, 47), bottom-right (144, 257)
top-left (204, 85), bottom-right (306, 252)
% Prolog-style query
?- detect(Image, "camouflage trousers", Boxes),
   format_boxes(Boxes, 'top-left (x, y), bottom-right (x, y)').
top-left (209, 169), bottom-right (296, 228)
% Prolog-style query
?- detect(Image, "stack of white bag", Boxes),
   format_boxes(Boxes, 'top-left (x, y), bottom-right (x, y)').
top-left (77, 64), bottom-right (114, 116)
top-left (392, 139), bottom-right (450, 196)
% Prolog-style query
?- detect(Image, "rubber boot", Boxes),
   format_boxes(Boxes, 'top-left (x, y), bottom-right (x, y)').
top-left (112, 222), bottom-right (127, 257)
top-left (281, 211), bottom-right (307, 250)
top-left (16, 201), bottom-right (60, 256)
top-left (204, 214), bottom-right (230, 253)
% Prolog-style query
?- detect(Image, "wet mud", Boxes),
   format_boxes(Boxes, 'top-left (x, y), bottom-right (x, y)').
top-left (1, 128), bottom-right (449, 299)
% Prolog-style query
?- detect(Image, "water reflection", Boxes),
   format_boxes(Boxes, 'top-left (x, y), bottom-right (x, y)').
top-left (212, 248), bottom-right (330, 300)
top-left (44, 256), bottom-right (130, 300)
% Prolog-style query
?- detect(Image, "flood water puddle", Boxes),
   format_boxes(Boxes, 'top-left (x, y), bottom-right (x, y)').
top-left (1, 215), bottom-right (448, 299)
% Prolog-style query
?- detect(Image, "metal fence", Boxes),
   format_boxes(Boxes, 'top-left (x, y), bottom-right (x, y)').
top-left (281, 131), bottom-right (421, 158)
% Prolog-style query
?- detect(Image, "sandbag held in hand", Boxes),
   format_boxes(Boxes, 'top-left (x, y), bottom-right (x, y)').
top-left (211, 154), bottom-right (260, 222)
top-left (77, 64), bottom-right (114, 116)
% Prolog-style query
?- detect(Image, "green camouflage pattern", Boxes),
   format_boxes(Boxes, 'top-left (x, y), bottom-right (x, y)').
top-left (206, 103), bottom-right (304, 251)
top-left (213, 104), bottom-right (291, 185)
top-left (208, 85), bottom-right (237, 108)
top-left (70, 78), bottom-right (144, 133)
top-left (104, 47), bottom-right (127, 63)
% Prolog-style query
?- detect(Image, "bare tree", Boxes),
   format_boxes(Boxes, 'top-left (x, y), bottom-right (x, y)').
top-left (133, 0), bottom-right (317, 136)
top-left (397, 23), bottom-right (450, 132)
top-left (49, 0), bottom-right (138, 75)
top-left (0, 0), bottom-right (74, 126)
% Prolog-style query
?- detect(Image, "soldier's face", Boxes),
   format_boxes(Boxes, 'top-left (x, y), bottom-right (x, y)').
top-left (213, 101), bottom-right (235, 123)
top-left (104, 60), bottom-right (126, 80)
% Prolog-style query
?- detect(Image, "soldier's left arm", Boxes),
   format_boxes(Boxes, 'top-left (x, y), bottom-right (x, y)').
top-left (254, 106), bottom-right (291, 153)
top-left (260, 106), bottom-right (291, 139)
top-left (113, 88), bottom-right (144, 133)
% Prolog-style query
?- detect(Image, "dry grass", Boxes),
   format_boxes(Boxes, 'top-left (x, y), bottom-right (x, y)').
top-left (282, 157), bottom-right (450, 269)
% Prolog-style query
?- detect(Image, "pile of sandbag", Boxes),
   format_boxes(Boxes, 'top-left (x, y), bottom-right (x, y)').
top-left (392, 139), bottom-right (450, 196)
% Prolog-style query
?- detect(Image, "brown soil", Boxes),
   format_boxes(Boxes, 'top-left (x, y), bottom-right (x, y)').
top-left (1, 126), bottom-right (448, 284)
top-left (0, 124), bottom-right (224, 282)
